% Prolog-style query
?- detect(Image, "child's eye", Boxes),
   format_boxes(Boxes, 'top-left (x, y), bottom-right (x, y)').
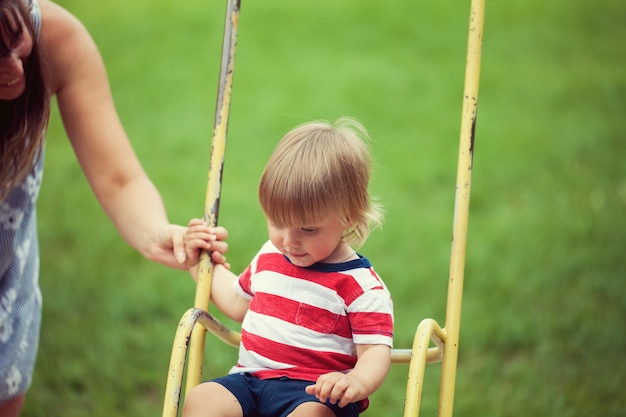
top-left (300, 227), bottom-right (317, 233)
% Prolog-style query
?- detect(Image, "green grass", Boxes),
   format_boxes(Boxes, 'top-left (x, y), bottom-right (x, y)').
top-left (22, 0), bottom-right (625, 416)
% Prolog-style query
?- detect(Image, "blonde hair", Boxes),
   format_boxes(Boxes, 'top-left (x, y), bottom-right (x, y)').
top-left (259, 117), bottom-right (383, 246)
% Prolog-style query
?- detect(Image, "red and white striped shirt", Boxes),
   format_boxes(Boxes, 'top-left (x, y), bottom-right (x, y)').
top-left (230, 241), bottom-right (394, 382)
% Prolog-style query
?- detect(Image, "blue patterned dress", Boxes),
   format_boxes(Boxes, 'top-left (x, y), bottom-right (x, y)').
top-left (0, 0), bottom-right (44, 402)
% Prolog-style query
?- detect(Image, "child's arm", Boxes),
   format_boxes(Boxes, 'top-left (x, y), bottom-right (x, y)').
top-left (210, 264), bottom-right (250, 322)
top-left (305, 344), bottom-right (391, 408)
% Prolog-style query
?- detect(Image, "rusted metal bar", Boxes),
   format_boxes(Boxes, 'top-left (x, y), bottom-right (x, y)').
top-left (186, 0), bottom-right (241, 396)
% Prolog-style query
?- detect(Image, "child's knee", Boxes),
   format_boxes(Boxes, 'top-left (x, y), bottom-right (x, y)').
top-left (182, 382), bottom-right (243, 417)
top-left (181, 384), bottom-right (209, 416)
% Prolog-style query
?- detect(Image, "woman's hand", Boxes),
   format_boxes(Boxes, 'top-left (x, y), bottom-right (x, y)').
top-left (145, 221), bottom-right (229, 271)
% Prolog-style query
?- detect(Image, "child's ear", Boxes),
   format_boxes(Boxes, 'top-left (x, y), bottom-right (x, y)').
top-left (342, 224), bottom-right (357, 240)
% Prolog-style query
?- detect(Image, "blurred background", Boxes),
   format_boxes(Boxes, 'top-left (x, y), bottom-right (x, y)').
top-left (25, 0), bottom-right (624, 416)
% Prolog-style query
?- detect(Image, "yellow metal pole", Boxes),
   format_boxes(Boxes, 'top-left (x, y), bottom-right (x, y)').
top-left (438, 0), bottom-right (485, 416)
top-left (186, 0), bottom-right (241, 395)
top-left (162, 309), bottom-right (203, 417)
top-left (403, 319), bottom-right (446, 417)
top-left (162, 309), bottom-right (242, 417)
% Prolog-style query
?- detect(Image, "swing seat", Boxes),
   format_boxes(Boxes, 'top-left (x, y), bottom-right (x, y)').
top-left (162, 307), bottom-right (447, 417)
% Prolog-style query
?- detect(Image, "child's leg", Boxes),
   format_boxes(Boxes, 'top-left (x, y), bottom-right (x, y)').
top-left (182, 382), bottom-right (243, 417)
top-left (287, 402), bottom-right (336, 417)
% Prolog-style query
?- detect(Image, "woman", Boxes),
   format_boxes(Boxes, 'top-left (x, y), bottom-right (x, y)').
top-left (0, 0), bottom-right (226, 415)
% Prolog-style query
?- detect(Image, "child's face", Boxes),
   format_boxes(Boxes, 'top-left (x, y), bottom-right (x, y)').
top-left (267, 216), bottom-right (351, 267)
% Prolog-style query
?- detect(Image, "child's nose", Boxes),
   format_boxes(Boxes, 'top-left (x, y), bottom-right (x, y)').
top-left (283, 230), bottom-right (299, 247)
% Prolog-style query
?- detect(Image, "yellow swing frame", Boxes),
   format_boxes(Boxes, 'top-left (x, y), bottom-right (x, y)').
top-left (162, 0), bottom-right (485, 415)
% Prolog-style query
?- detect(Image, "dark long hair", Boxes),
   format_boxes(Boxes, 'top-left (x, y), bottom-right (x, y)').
top-left (0, 0), bottom-right (49, 200)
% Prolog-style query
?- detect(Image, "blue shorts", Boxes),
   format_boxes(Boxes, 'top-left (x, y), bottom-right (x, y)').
top-left (212, 373), bottom-right (360, 417)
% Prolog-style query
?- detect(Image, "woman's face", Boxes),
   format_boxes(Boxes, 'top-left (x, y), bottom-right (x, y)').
top-left (0, 18), bottom-right (32, 100)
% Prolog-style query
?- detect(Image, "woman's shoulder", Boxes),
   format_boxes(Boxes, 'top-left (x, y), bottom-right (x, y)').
top-left (38, 0), bottom-right (76, 29)
top-left (38, 1), bottom-right (101, 94)
top-left (39, 1), bottom-right (89, 47)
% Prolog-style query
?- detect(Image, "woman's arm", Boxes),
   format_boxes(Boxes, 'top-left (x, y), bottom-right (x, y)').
top-left (39, 0), bottom-right (192, 269)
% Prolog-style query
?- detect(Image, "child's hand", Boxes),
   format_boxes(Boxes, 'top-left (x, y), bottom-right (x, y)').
top-left (306, 344), bottom-right (391, 408)
top-left (305, 372), bottom-right (368, 408)
top-left (183, 218), bottom-right (230, 270)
